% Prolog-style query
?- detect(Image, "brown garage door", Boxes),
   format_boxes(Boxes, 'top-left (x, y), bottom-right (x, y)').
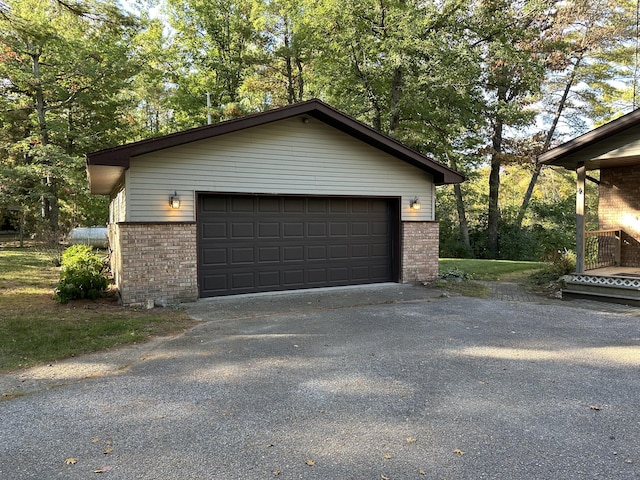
top-left (197, 195), bottom-right (397, 297)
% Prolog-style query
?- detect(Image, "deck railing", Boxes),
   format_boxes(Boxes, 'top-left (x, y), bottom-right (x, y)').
top-left (584, 230), bottom-right (621, 271)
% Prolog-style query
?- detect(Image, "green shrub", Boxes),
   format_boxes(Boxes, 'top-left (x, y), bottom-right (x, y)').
top-left (531, 248), bottom-right (577, 287)
top-left (53, 245), bottom-right (109, 304)
top-left (545, 248), bottom-right (577, 276)
top-left (439, 267), bottom-right (473, 282)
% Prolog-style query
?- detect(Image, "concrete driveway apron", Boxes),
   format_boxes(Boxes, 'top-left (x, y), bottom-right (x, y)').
top-left (1, 284), bottom-right (639, 479)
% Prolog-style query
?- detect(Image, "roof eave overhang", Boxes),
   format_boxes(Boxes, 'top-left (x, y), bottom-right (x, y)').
top-left (538, 108), bottom-right (640, 170)
top-left (87, 99), bottom-right (465, 193)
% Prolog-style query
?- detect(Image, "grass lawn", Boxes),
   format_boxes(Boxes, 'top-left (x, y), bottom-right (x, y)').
top-left (435, 258), bottom-right (548, 297)
top-left (0, 246), bottom-right (198, 373)
top-left (439, 258), bottom-right (546, 281)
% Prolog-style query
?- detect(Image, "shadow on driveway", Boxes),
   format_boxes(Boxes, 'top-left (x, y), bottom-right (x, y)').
top-left (1, 283), bottom-right (639, 479)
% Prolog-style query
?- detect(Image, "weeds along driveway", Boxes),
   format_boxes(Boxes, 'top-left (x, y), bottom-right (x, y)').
top-left (1, 286), bottom-right (639, 480)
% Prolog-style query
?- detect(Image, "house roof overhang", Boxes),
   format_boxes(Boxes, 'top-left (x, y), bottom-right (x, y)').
top-left (538, 108), bottom-right (640, 171)
top-left (86, 98), bottom-right (465, 195)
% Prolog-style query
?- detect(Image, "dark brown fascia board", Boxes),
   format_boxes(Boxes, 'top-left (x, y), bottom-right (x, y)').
top-left (538, 108), bottom-right (640, 167)
top-left (87, 98), bottom-right (465, 185)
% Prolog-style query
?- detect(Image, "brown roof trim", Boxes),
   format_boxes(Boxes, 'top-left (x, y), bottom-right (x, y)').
top-left (87, 99), bottom-right (464, 185)
top-left (538, 108), bottom-right (640, 166)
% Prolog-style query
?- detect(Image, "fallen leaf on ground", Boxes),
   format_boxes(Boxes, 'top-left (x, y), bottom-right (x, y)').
top-left (454, 449), bottom-right (465, 455)
top-left (384, 454), bottom-right (392, 459)
top-left (91, 437), bottom-right (100, 444)
top-left (418, 469), bottom-right (426, 475)
top-left (589, 405), bottom-right (601, 411)
top-left (103, 448), bottom-right (114, 455)
top-left (94, 466), bottom-right (113, 473)
top-left (406, 437), bottom-right (416, 443)
top-left (64, 458), bottom-right (78, 465)
top-left (273, 470), bottom-right (281, 476)
top-left (381, 475), bottom-right (390, 480)
top-left (305, 459), bottom-right (315, 466)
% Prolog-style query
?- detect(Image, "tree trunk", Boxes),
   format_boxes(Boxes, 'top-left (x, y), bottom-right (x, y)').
top-left (283, 20), bottom-right (296, 104)
top-left (296, 56), bottom-right (304, 101)
top-left (515, 53), bottom-right (584, 228)
top-left (488, 116), bottom-right (503, 258)
top-left (449, 155), bottom-right (472, 254)
top-left (31, 46), bottom-right (59, 232)
top-left (388, 67), bottom-right (402, 134)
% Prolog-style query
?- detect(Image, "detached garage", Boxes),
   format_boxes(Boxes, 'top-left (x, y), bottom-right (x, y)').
top-left (87, 99), bottom-right (464, 306)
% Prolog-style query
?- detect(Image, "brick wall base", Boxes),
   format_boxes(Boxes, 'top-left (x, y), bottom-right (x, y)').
top-left (108, 220), bottom-right (440, 305)
top-left (599, 167), bottom-right (640, 267)
top-left (401, 221), bottom-right (439, 283)
top-left (109, 223), bottom-right (198, 307)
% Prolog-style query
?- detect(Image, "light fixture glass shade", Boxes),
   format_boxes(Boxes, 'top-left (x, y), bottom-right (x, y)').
top-left (170, 191), bottom-right (180, 209)
top-left (410, 198), bottom-right (421, 210)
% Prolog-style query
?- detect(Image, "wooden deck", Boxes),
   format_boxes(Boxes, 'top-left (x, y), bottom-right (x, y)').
top-left (563, 267), bottom-right (640, 306)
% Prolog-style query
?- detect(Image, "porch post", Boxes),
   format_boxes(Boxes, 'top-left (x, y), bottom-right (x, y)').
top-left (576, 162), bottom-right (586, 273)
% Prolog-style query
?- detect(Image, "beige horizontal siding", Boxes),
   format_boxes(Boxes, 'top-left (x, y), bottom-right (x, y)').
top-left (109, 184), bottom-right (126, 223)
top-left (125, 116), bottom-right (435, 222)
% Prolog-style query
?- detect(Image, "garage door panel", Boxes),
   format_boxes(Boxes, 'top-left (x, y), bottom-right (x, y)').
top-left (284, 270), bottom-right (304, 286)
top-left (202, 248), bottom-right (227, 266)
top-left (351, 222), bottom-right (369, 235)
top-left (231, 247), bottom-right (254, 264)
top-left (198, 195), bottom-right (395, 297)
top-left (372, 221), bottom-right (389, 235)
top-left (258, 197), bottom-right (280, 212)
top-left (351, 244), bottom-right (370, 258)
top-left (203, 274), bottom-right (228, 292)
top-left (284, 222), bottom-right (304, 237)
top-left (231, 223), bottom-right (254, 238)
top-left (202, 223), bottom-right (227, 239)
top-left (258, 247), bottom-right (280, 263)
top-left (231, 272), bottom-right (255, 289)
top-left (258, 271), bottom-right (280, 287)
top-left (352, 265), bottom-right (371, 280)
top-left (372, 265), bottom-right (391, 279)
top-left (307, 269), bottom-right (327, 284)
top-left (371, 243), bottom-right (390, 257)
top-left (352, 199), bottom-right (370, 213)
top-left (307, 245), bottom-right (327, 260)
top-left (330, 199), bottom-right (348, 213)
top-left (330, 222), bottom-right (348, 236)
top-left (307, 222), bottom-right (327, 237)
top-left (330, 267), bottom-right (349, 282)
top-left (308, 198), bottom-right (328, 213)
top-left (284, 198), bottom-right (305, 213)
top-left (258, 222), bottom-right (280, 238)
top-left (330, 244), bottom-right (348, 259)
top-left (231, 197), bottom-right (254, 212)
top-left (201, 196), bottom-right (227, 212)
top-left (284, 246), bottom-right (304, 261)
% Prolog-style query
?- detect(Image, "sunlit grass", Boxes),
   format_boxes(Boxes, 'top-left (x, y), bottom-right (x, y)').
top-left (0, 246), bottom-right (197, 372)
top-left (439, 258), bottom-right (546, 281)
top-left (433, 258), bottom-right (547, 298)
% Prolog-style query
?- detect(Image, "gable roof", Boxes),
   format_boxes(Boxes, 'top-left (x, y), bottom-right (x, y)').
top-left (87, 98), bottom-right (465, 194)
top-left (538, 108), bottom-right (640, 170)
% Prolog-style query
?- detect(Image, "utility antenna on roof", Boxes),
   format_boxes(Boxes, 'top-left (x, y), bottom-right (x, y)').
top-left (206, 93), bottom-right (212, 125)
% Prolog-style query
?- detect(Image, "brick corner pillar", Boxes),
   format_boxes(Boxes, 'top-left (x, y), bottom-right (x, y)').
top-left (113, 223), bottom-right (198, 307)
top-left (400, 221), bottom-right (439, 283)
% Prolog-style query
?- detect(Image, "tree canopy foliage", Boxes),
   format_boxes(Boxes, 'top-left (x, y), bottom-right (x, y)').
top-left (0, 0), bottom-right (636, 259)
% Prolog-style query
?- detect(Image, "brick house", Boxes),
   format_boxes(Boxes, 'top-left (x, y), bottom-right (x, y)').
top-left (87, 99), bottom-right (464, 306)
top-left (539, 108), bottom-right (640, 303)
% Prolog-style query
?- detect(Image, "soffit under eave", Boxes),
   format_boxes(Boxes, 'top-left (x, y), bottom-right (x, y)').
top-left (87, 164), bottom-right (125, 195)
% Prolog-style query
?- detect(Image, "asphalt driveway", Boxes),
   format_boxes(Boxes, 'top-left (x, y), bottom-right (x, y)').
top-left (1, 284), bottom-right (639, 479)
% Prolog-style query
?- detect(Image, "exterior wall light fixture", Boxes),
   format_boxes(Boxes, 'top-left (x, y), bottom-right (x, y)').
top-left (169, 191), bottom-right (181, 209)
top-left (410, 197), bottom-right (421, 210)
